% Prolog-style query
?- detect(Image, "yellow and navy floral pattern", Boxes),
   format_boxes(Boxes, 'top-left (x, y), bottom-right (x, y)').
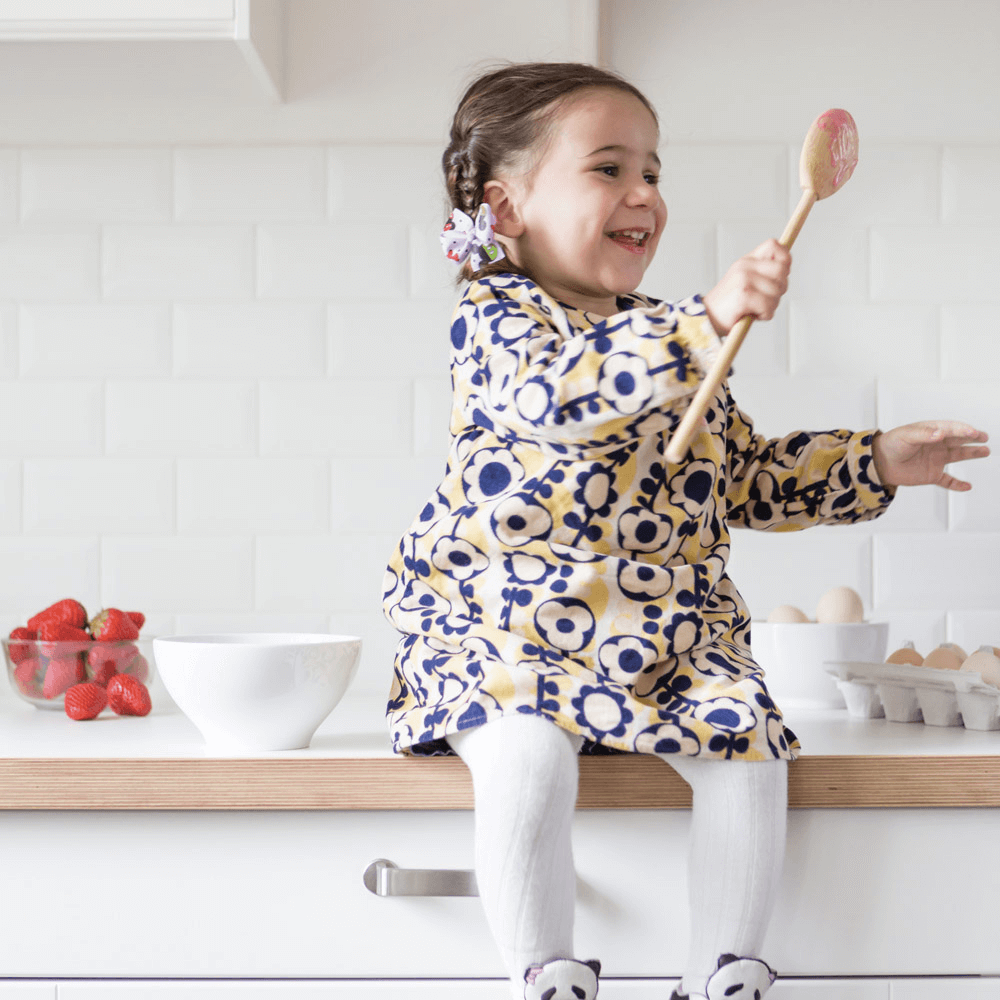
top-left (382, 274), bottom-right (894, 760)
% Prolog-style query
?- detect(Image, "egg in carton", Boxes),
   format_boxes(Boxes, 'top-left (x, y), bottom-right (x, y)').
top-left (825, 644), bottom-right (1000, 731)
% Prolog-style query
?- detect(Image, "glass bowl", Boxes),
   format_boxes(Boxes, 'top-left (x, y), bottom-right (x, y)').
top-left (2, 636), bottom-right (156, 710)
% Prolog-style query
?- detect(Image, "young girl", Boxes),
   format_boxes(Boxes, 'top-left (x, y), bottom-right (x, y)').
top-left (382, 62), bottom-right (988, 1000)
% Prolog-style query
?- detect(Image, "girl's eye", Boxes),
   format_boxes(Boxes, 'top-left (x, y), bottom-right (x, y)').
top-left (644, 173), bottom-right (660, 185)
top-left (598, 165), bottom-right (619, 177)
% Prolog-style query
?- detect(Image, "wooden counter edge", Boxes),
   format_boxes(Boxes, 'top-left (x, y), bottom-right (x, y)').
top-left (0, 754), bottom-right (997, 810)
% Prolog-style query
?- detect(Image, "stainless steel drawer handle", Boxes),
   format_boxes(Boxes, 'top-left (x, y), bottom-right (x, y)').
top-left (363, 858), bottom-right (478, 897)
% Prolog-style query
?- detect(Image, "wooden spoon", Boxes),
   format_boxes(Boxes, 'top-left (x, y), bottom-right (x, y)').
top-left (664, 109), bottom-right (858, 464)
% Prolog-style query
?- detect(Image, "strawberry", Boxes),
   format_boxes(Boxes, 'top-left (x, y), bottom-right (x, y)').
top-left (38, 622), bottom-right (91, 659)
top-left (125, 611), bottom-right (145, 631)
top-left (90, 608), bottom-right (140, 643)
top-left (42, 655), bottom-right (86, 700)
top-left (64, 682), bottom-right (108, 721)
top-left (13, 657), bottom-right (44, 698)
top-left (27, 598), bottom-right (88, 632)
top-left (106, 674), bottom-right (151, 717)
top-left (87, 642), bottom-right (138, 686)
top-left (7, 627), bottom-right (37, 664)
top-left (123, 652), bottom-right (150, 683)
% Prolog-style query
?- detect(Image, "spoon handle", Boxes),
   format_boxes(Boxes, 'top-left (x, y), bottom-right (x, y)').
top-left (664, 188), bottom-right (817, 465)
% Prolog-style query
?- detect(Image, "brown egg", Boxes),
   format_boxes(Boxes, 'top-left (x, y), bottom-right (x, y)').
top-left (815, 586), bottom-right (864, 624)
top-left (767, 604), bottom-right (809, 624)
top-left (960, 646), bottom-right (1000, 690)
top-left (923, 644), bottom-right (964, 671)
top-left (886, 641), bottom-right (923, 666)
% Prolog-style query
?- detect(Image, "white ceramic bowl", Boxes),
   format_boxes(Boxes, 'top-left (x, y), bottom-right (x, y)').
top-left (752, 621), bottom-right (889, 710)
top-left (153, 633), bottom-right (361, 751)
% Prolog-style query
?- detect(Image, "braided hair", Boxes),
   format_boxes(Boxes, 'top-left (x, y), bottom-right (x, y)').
top-left (443, 62), bottom-right (657, 284)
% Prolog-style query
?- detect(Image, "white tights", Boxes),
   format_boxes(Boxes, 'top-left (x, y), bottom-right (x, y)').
top-left (446, 713), bottom-right (787, 998)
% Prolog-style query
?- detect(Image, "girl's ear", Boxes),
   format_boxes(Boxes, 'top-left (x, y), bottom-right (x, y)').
top-left (483, 179), bottom-right (524, 238)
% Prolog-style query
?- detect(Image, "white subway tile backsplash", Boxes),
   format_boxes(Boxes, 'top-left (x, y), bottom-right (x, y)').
top-left (177, 458), bottom-right (330, 533)
top-left (19, 303), bottom-right (172, 378)
top-left (175, 611), bottom-right (332, 634)
top-left (255, 533), bottom-right (397, 612)
top-left (103, 225), bottom-right (255, 300)
top-left (0, 380), bottom-right (103, 456)
top-left (942, 146), bottom-right (1000, 223)
top-left (329, 145), bottom-right (444, 223)
top-left (330, 455), bottom-right (445, 536)
top-left (0, 303), bottom-right (17, 372)
top-left (106, 380), bottom-right (256, 456)
top-left (727, 375), bottom-right (876, 441)
top-left (259, 378), bottom-right (411, 457)
top-left (0, 151), bottom-right (17, 222)
top-left (948, 457), bottom-right (1000, 532)
top-left (174, 303), bottom-right (327, 378)
top-left (20, 149), bottom-right (171, 222)
top-left (0, 225), bottom-right (100, 301)
top-left (664, 144), bottom-right (788, 222)
top-left (941, 304), bottom-right (1000, 379)
top-left (639, 222), bottom-right (717, 301)
top-left (879, 611), bottom-right (947, 656)
top-left (175, 147), bottom-right (327, 221)
top-left (789, 301), bottom-right (939, 379)
top-left (949, 611), bottom-right (1000, 654)
top-left (0, 459), bottom-right (21, 532)
top-left (333, 608), bottom-right (400, 695)
top-left (102, 537), bottom-right (253, 613)
top-left (874, 534), bottom-right (1000, 611)
top-left (869, 485), bottom-right (948, 534)
top-left (728, 528), bottom-right (874, 622)
top-left (413, 377), bottom-right (452, 459)
top-left (258, 223), bottom-right (408, 300)
top-left (410, 220), bottom-right (465, 302)
top-left (876, 379), bottom-right (999, 439)
top-left (328, 300), bottom-right (451, 379)
top-left (871, 226), bottom-right (1000, 303)
top-left (24, 458), bottom-right (174, 534)
top-left (0, 536), bottom-right (100, 618)
top-left (802, 144), bottom-right (940, 224)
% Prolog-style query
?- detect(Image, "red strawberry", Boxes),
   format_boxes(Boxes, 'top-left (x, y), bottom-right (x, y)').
top-left (87, 642), bottom-right (138, 686)
top-left (64, 682), bottom-right (108, 720)
top-left (123, 652), bottom-right (150, 683)
top-left (7, 627), bottom-right (37, 664)
top-left (27, 598), bottom-right (88, 632)
top-left (125, 611), bottom-right (145, 631)
top-left (42, 655), bottom-right (86, 700)
top-left (13, 657), bottom-right (44, 697)
top-left (106, 674), bottom-right (151, 717)
top-left (90, 608), bottom-right (140, 643)
top-left (38, 622), bottom-right (91, 659)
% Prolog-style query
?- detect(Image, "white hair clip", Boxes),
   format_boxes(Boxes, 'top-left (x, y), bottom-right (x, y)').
top-left (440, 203), bottom-right (506, 270)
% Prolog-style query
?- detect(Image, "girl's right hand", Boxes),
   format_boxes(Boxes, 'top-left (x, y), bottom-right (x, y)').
top-left (703, 239), bottom-right (791, 337)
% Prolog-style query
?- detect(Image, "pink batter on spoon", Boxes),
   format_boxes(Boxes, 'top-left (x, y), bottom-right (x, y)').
top-left (817, 109), bottom-right (858, 190)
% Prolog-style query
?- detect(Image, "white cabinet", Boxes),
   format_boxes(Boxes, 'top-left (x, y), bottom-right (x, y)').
top-left (772, 983), bottom-right (887, 998)
top-left (890, 982), bottom-right (1000, 998)
top-left (0, 0), bottom-right (283, 99)
top-left (0, 985), bottom-right (56, 999)
top-left (53, 984), bottom-right (672, 998)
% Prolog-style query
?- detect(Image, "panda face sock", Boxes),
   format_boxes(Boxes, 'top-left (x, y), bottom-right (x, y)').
top-left (670, 954), bottom-right (776, 1000)
top-left (523, 957), bottom-right (601, 999)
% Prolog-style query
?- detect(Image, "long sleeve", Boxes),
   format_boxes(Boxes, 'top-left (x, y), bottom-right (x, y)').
top-left (449, 274), bottom-right (723, 450)
top-left (725, 393), bottom-right (895, 531)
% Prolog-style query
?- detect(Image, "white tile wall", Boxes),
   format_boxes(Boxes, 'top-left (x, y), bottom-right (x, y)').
top-left (2, 1), bottom-right (999, 702)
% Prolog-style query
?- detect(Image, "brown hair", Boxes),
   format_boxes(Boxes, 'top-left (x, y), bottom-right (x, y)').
top-left (443, 62), bottom-right (658, 283)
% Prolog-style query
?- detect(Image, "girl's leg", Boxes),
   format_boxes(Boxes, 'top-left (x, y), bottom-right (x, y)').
top-left (662, 754), bottom-right (788, 999)
top-left (447, 714), bottom-right (595, 998)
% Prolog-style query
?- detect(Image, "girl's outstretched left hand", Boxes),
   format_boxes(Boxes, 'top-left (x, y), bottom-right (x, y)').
top-left (872, 420), bottom-right (990, 491)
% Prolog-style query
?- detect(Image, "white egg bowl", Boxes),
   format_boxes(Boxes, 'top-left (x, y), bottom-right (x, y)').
top-left (153, 633), bottom-right (361, 751)
top-left (752, 621), bottom-right (889, 710)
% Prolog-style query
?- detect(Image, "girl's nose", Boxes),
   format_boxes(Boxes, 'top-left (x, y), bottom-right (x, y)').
top-left (625, 175), bottom-right (654, 207)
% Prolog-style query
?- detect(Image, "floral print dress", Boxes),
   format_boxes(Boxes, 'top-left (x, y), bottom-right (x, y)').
top-left (382, 273), bottom-right (894, 760)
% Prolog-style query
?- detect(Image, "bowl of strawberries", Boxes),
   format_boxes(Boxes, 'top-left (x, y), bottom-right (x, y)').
top-left (3, 598), bottom-right (154, 719)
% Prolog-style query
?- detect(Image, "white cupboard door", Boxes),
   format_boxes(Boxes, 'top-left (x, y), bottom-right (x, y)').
top-left (0, 986), bottom-right (56, 999)
top-left (771, 982), bottom-right (888, 998)
top-left (890, 981), bottom-right (1000, 998)
top-left (55, 982), bottom-right (674, 998)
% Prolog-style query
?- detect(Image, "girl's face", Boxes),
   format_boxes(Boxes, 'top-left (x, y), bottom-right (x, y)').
top-left (505, 88), bottom-right (667, 317)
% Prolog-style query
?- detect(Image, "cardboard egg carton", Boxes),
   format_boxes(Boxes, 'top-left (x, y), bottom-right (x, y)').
top-left (823, 660), bottom-right (1000, 731)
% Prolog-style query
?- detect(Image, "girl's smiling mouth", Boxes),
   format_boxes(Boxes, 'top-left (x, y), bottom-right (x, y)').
top-left (607, 228), bottom-right (651, 252)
